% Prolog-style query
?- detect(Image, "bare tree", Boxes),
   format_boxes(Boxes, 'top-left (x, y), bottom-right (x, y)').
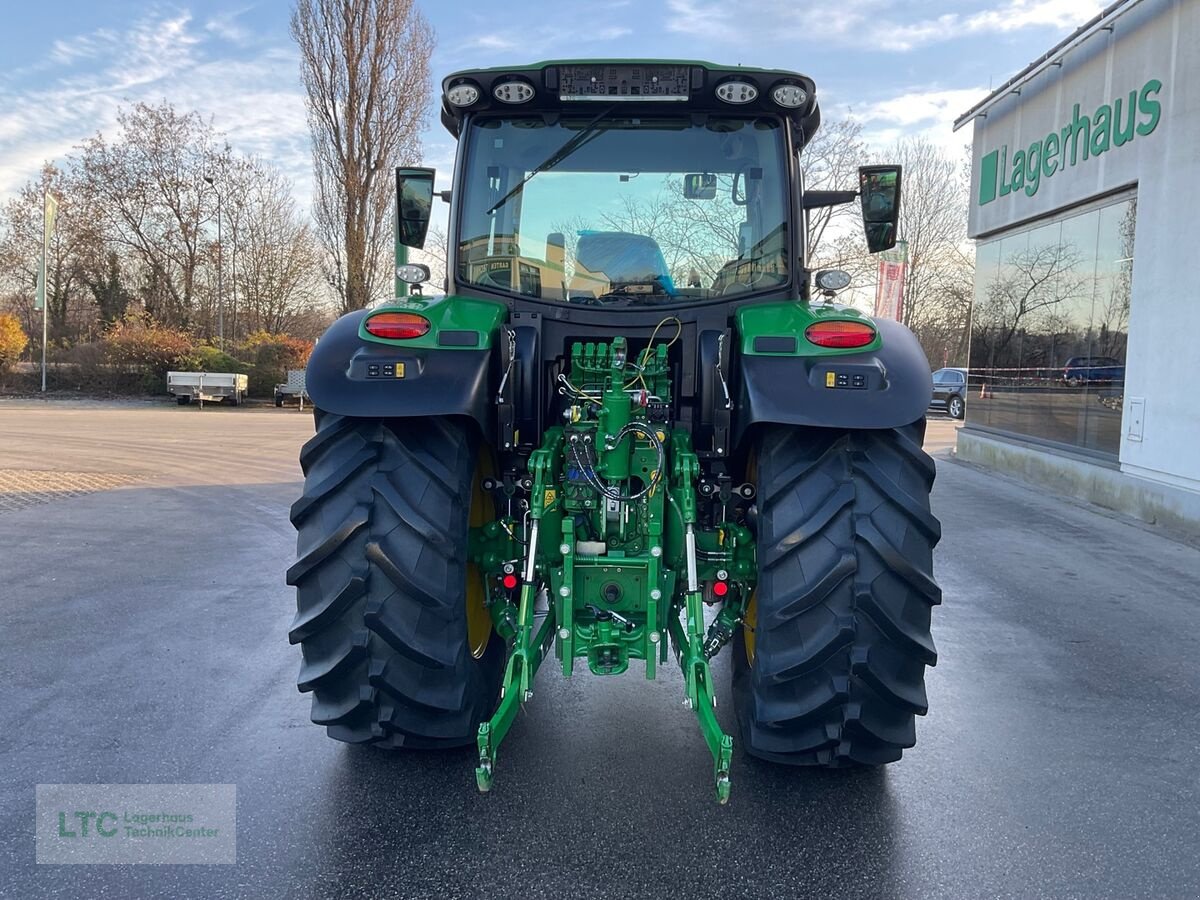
top-left (75, 103), bottom-right (225, 330)
top-left (411, 222), bottom-right (447, 293)
top-left (232, 161), bottom-right (327, 333)
top-left (0, 164), bottom-right (96, 345)
top-left (292, 0), bottom-right (435, 313)
top-left (820, 136), bottom-right (975, 363)
top-left (800, 117), bottom-right (869, 264)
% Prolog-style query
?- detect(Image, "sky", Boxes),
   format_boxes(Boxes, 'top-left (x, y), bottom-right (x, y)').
top-left (0, 0), bottom-right (1109, 207)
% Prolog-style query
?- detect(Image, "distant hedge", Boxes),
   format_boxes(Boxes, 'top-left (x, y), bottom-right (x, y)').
top-left (5, 316), bottom-right (313, 398)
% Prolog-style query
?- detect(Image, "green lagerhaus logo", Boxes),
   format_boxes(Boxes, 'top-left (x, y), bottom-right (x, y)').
top-left (978, 77), bottom-right (1163, 206)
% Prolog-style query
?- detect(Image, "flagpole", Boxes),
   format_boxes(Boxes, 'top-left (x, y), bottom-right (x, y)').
top-left (40, 187), bottom-right (47, 393)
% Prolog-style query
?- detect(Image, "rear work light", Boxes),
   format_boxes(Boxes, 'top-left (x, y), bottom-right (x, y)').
top-left (493, 79), bottom-right (535, 104)
top-left (446, 82), bottom-right (480, 107)
top-left (805, 320), bottom-right (877, 349)
top-left (770, 82), bottom-right (808, 108)
top-left (364, 312), bottom-right (430, 340)
top-left (715, 79), bottom-right (758, 104)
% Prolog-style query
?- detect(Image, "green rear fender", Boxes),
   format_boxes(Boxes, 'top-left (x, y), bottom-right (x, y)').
top-left (305, 295), bottom-right (506, 432)
top-left (733, 302), bottom-right (933, 444)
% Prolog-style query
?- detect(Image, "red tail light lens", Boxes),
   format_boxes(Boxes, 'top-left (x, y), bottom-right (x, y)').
top-left (365, 312), bottom-right (430, 340)
top-left (502, 573), bottom-right (518, 591)
top-left (712, 580), bottom-right (729, 598)
top-left (805, 320), bottom-right (877, 349)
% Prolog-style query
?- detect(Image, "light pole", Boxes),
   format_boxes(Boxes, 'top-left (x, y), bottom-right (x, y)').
top-left (204, 174), bottom-right (224, 350)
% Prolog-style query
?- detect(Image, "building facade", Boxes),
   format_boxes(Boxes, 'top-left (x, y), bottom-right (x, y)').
top-left (955, 0), bottom-right (1200, 532)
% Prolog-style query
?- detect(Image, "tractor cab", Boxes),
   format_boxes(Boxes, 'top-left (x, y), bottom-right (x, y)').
top-left (395, 60), bottom-right (900, 308)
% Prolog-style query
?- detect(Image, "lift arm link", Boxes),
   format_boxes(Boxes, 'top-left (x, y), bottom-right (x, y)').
top-left (671, 432), bottom-right (735, 804)
top-left (476, 433), bottom-right (563, 792)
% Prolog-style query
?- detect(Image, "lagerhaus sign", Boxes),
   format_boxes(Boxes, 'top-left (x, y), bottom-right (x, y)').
top-left (977, 77), bottom-right (1163, 207)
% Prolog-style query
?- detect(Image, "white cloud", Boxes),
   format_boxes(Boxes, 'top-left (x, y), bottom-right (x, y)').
top-left (448, 19), bottom-right (632, 64)
top-left (49, 29), bottom-right (119, 64)
top-left (665, 0), bottom-right (1105, 51)
top-left (965, 0), bottom-right (1105, 33)
top-left (0, 10), bottom-right (311, 204)
top-left (205, 7), bottom-right (256, 45)
top-left (821, 85), bottom-right (989, 158)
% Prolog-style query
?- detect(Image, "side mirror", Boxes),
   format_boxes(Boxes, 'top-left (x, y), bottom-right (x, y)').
top-left (396, 167), bottom-right (435, 249)
top-left (858, 165), bottom-right (901, 253)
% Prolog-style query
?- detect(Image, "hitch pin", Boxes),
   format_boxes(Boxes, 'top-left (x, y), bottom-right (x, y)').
top-left (523, 521), bottom-right (540, 584)
top-left (685, 523), bottom-right (699, 593)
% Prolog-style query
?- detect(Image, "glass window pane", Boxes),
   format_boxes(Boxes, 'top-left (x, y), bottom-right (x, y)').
top-left (1008, 221), bottom-right (1064, 441)
top-left (983, 228), bottom-right (1029, 437)
top-left (968, 238), bottom-right (1002, 428)
top-left (1083, 198), bottom-right (1135, 453)
top-left (965, 192), bottom-right (1135, 459)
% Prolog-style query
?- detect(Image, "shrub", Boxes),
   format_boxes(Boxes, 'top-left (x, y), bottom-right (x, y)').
top-left (0, 313), bottom-right (29, 375)
top-left (191, 344), bottom-right (248, 374)
top-left (102, 316), bottom-right (196, 382)
top-left (238, 331), bottom-right (313, 397)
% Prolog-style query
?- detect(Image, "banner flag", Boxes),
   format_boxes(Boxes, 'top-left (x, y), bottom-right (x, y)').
top-left (874, 239), bottom-right (907, 322)
top-left (34, 193), bottom-right (58, 311)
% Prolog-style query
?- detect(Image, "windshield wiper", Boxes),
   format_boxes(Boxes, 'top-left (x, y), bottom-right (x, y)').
top-left (485, 105), bottom-right (616, 216)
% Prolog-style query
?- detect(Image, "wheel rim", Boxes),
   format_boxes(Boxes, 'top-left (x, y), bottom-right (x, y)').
top-left (466, 448), bottom-right (496, 659)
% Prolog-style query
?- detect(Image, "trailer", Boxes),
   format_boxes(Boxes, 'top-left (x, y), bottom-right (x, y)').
top-left (273, 369), bottom-right (308, 408)
top-left (167, 371), bottom-right (248, 406)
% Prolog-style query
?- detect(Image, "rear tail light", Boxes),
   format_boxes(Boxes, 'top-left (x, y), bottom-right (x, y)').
top-left (805, 320), bottom-right (877, 349)
top-left (364, 312), bottom-right (430, 340)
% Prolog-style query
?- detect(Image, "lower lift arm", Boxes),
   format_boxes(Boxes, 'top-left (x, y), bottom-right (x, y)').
top-left (475, 434), bottom-right (561, 792)
top-left (669, 433), bottom-right (734, 804)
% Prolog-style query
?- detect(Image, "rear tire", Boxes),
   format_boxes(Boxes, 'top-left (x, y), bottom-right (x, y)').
top-left (176, 395), bottom-right (190, 406)
top-left (948, 395), bottom-right (965, 420)
top-left (287, 412), bottom-right (503, 748)
top-left (733, 421), bottom-right (941, 766)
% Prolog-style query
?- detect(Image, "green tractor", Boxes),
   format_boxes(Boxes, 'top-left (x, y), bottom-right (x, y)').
top-left (287, 60), bottom-right (940, 803)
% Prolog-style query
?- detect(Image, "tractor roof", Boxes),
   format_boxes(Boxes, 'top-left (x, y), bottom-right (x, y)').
top-left (439, 59), bottom-right (821, 148)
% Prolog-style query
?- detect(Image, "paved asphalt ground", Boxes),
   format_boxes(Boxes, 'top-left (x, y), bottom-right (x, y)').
top-left (2, 401), bottom-right (1198, 899)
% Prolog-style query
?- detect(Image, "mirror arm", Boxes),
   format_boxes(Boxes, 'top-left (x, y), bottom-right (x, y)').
top-left (802, 190), bottom-right (859, 209)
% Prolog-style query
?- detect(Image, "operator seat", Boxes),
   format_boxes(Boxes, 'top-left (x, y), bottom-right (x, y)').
top-left (568, 231), bottom-right (674, 300)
